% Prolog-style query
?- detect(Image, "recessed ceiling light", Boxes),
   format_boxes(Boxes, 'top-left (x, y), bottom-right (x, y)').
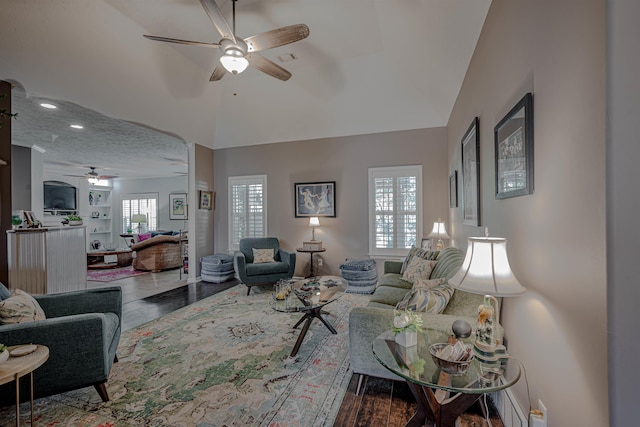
top-left (40, 103), bottom-right (57, 109)
top-left (70, 124), bottom-right (84, 129)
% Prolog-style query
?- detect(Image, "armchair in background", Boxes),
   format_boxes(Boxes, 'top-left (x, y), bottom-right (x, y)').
top-left (234, 237), bottom-right (296, 295)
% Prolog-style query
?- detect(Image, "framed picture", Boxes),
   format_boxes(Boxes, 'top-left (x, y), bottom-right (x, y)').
top-left (495, 92), bottom-right (534, 199)
top-left (170, 193), bottom-right (188, 220)
top-left (199, 190), bottom-right (213, 210)
top-left (294, 181), bottom-right (336, 217)
top-left (420, 238), bottom-right (432, 250)
top-left (449, 170), bottom-right (458, 208)
top-left (462, 117), bottom-right (481, 226)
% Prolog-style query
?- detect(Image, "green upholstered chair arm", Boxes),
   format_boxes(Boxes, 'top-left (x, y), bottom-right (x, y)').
top-left (384, 260), bottom-right (403, 274)
top-left (278, 249), bottom-right (296, 276)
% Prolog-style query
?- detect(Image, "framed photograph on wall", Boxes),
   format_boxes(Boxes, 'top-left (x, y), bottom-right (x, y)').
top-left (294, 181), bottom-right (336, 217)
top-left (495, 92), bottom-right (534, 199)
top-left (199, 190), bottom-right (213, 210)
top-left (462, 117), bottom-right (481, 226)
top-left (449, 170), bottom-right (458, 208)
top-left (170, 193), bottom-right (188, 220)
top-left (420, 238), bottom-right (432, 250)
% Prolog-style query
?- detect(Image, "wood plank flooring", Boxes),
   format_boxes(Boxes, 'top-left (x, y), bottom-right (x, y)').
top-left (90, 272), bottom-right (505, 426)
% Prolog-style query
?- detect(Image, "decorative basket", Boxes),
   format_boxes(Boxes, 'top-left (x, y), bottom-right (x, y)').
top-left (429, 343), bottom-right (474, 375)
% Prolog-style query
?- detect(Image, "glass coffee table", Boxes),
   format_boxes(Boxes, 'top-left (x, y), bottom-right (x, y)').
top-left (373, 329), bottom-right (521, 427)
top-left (271, 275), bottom-right (347, 357)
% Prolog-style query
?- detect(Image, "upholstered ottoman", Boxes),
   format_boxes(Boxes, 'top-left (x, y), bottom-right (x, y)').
top-left (200, 254), bottom-right (235, 283)
top-left (340, 259), bottom-right (377, 294)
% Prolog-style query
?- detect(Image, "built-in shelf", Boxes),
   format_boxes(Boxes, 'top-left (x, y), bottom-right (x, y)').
top-left (86, 185), bottom-right (113, 249)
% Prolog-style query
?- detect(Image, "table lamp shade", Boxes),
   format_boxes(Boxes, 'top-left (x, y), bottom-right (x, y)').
top-left (309, 217), bottom-right (320, 227)
top-left (426, 220), bottom-right (450, 240)
top-left (131, 214), bottom-right (147, 224)
top-left (448, 237), bottom-right (525, 297)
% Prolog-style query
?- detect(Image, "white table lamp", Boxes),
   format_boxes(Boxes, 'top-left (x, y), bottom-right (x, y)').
top-left (426, 218), bottom-right (450, 250)
top-left (309, 217), bottom-right (320, 241)
top-left (131, 214), bottom-right (147, 233)
top-left (448, 230), bottom-right (525, 363)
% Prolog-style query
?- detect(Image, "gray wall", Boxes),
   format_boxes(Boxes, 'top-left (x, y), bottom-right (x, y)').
top-left (213, 128), bottom-right (449, 278)
top-left (447, 0), bottom-right (606, 425)
top-left (607, 0), bottom-right (640, 425)
top-left (112, 176), bottom-right (188, 233)
top-left (192, 143), bottom-right (214, 280)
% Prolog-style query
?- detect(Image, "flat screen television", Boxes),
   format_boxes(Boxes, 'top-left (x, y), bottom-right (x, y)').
top-left (44, 181), bottom-right (78, 212)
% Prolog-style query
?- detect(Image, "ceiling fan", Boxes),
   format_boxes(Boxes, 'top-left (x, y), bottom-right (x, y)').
top-left (143, 0), bottom-right (309, 81)
top-left (64, 167), bottom-right (118, 181)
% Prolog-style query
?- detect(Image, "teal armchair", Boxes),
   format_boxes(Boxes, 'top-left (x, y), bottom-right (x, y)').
top-left (234, 237), bottom-right (296, 295)
top-left (0, 286), bottom-right (122, 404)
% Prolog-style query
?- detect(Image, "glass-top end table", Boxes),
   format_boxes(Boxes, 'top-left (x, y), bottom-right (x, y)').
top-left (373, 329), bottom-right (521, 427)
top-left (270, 275), bottom-right (346, 357)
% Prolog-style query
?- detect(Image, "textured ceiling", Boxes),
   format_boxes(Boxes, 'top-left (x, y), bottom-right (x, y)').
top-left (1, 0), bottom-right (491, 179)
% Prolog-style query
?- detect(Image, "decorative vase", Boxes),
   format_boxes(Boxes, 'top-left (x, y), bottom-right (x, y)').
top-left (0, 349), bottom-right (9, 364)
top-left (395, 331), bottom-right (417, 347)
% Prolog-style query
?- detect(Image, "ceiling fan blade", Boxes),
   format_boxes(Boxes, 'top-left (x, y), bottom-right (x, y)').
top-left (246, 53), bottom-right (292, 81)
top-left (244, 24), bottom-right (310, 52)
top-left (200, 0), bottom-right (236, 43)
top-left (143, 35), bottom-right (221, 49)
top-left (210, 63), bottom-right (227, 81)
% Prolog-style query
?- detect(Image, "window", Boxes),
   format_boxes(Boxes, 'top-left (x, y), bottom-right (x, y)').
top-left (122, 193), bottom-right (158, 233)
top-left (228, 175), bottom-right (267, 251)
top-left (368, 166), bottom-right (423, 257)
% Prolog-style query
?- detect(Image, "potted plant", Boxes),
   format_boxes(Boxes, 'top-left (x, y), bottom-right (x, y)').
top-left (67, 214), bottom-right (83, 226)
top-left (393, 310), bottom-right (423, 347)
top-left (0, 343), bottom-right (8, 364)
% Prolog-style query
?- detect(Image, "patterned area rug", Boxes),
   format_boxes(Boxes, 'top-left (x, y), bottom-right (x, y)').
top-left (87, 266), bottom-right (150, 282)
top-left (1, 285), bottom-right (369, 426)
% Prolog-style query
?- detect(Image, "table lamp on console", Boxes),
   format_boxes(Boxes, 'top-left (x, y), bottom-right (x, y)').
top-left (131, 214), bottom-right (147, 234)
top-left (426, 218), bottom-right (450, 250)
top-left (303, 217), bottom-right (323, 251)
top-left (448, 228), bottom-right (526, 364)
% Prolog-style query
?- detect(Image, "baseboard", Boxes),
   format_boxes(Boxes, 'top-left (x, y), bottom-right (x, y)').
top-left (490, 382), bottom-right (529, 427)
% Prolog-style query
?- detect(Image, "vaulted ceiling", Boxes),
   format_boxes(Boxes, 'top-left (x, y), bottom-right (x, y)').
top-left (1, 0), bottom-right (491, 177)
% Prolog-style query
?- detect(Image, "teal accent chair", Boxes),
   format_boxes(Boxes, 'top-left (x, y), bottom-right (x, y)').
top-left (0, 285), bottom-right (122, 404)
top-left (234, 237), bottom-right (296, 295)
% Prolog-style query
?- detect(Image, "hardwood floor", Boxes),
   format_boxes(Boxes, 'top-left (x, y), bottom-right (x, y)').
top-left (89, 271), bottom-right (504, 426)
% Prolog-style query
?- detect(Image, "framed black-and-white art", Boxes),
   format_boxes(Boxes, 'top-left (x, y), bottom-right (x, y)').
top-left (294, 181), bottom-right (336, 217)
top-left (170, 193), bottom-right (188, 220)
top-left (462, 118), bottom-right (481, 226)
top-left (495, 92), bottom-right (534, 199)
top-left (449, 170), bottom-right (458, 208)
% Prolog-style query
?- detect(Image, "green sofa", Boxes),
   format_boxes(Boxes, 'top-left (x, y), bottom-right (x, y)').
top-left (0, 286), bottom-right (122, 404)
top-left (348, 247), bottom-right (502, 394)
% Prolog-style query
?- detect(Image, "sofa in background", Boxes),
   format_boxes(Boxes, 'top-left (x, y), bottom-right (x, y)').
top-left (234, 237), bottom-right (296, 295)
top-left (131, 232), bottom-right (186, 272)
top-left (348, 247), bottom-right (503, 395)
top-left (0, 286), bottom-right (122, 404)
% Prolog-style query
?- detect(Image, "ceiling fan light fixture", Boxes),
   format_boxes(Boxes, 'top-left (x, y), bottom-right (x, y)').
top-left (220, 54), bottom-right (249, 74)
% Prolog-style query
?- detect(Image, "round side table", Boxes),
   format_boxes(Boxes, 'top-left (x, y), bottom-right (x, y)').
top-left (296, 247), bottom-right (326, 278)
top-left (0, 345), bottom-right (50, 426)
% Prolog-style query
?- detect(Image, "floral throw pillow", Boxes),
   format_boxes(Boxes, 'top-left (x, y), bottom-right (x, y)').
top-left (252, 248), bottom-right (275, 264)
top-left (395, 284), bottom-right (455, 314)
top-left (0, 289), bottom-right (47, 325)
top-left (400, 246), bottom-right (439, 274)
top-left (412, 277), bottom-right (446, 291)
top-left (402, 257), bottom-right (437, 284)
